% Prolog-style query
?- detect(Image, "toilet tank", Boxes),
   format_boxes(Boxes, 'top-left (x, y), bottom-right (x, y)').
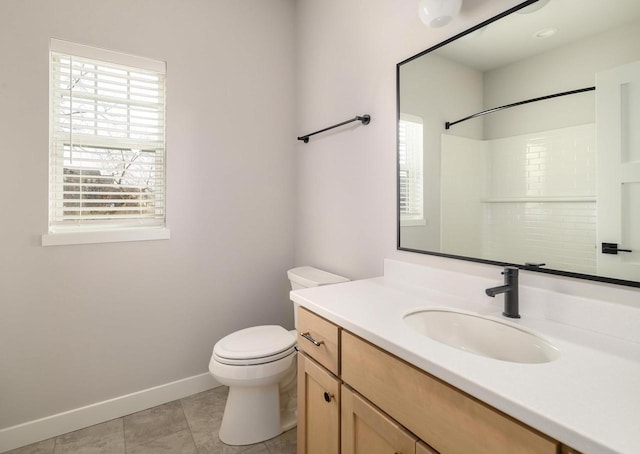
top-left (288, 266), bottom-right (349, 328)
top-left (288, 266), bottom-right (349, 290)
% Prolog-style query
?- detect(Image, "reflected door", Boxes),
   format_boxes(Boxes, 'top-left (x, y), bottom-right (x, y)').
top-left (596, 60), bottom-right (640, 281)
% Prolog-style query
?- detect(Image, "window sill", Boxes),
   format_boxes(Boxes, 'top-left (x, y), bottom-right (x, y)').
top-left (400, 219), bottom-right (427, 227)
top-left (42, 227), bottom-right (171, 246)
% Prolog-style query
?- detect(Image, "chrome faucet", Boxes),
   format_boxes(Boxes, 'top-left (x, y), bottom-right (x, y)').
top-left (485, 267), bottom-right (520, 318)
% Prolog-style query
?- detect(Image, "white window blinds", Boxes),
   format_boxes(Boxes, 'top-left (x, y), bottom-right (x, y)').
top-left (49, 39), bottom-right (166, 232)
top-left (398, 114), bottom-right (424, 223)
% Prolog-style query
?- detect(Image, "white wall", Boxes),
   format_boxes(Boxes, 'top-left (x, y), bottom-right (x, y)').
top-left (484, 22), bottom-right (640, 139)
top-left (484, 125), bottom-right (597, 272)
top-left (441, 125), bottom-right (597, 274)
top-left (0, 0), bottom-right (295, 433)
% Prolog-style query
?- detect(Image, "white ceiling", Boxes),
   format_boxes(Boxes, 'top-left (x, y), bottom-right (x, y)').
top-left (437, 0), bottom-right (640, 71)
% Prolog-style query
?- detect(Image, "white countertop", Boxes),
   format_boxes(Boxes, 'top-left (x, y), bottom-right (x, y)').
top-left (290, 260), bottom-right (640, 454)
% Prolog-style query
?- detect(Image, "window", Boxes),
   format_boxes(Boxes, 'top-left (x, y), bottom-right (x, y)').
top-left (398, 114), bottom-right (424, 226)
top-left (44, 39), bottom-right (168, 245)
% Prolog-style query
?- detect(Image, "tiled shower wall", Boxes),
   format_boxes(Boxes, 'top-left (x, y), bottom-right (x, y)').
top-left (483, 124), bottom-right (597, 273)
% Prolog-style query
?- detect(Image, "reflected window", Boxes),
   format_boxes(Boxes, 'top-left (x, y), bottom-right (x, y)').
top-left (398, 114), bottom-right (424, 225)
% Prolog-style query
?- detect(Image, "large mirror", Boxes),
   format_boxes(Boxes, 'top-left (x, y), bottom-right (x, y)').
top-left (397, 0), bottom-right (640, 287)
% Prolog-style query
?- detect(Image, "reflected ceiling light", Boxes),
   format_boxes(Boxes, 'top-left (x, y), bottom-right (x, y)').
top-left (517, 0), bottom-right (551, 14)
top-left (533, 27), bottom-right (558, 39)
top-left (418, 0), bottom-right (463, 28)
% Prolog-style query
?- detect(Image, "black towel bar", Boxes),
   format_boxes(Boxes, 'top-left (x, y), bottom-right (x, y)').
top-left (298, 114), bottom-right (371, 143)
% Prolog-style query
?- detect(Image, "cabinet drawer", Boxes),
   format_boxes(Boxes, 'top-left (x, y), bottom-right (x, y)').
top-left (297, 307), bottom-right (339, 375)
top-left (342, 331), bottom-right (558, 454)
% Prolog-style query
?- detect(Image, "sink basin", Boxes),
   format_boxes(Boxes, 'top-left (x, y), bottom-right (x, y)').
top-left (403, 310), bottom-right (559, 364)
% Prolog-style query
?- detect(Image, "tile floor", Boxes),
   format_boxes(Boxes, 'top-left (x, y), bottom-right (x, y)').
top-left (5, 387), bottom-right (296, 454)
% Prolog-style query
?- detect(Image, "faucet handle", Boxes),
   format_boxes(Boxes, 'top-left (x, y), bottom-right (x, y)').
top-left (524, 262), bottom-right (546, 269)
top-left (502, 266), bottom-right (519, 277)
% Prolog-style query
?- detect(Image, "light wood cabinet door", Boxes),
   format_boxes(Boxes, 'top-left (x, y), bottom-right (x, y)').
top-left (341, 385), bottom-right (417, 454)
top-left (416, 441), bottom-right (439, 454)
top-left (297, 353), bottom-right (340, 454)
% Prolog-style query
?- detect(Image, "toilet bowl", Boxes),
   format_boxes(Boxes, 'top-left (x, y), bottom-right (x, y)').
top-left (209, 266), bottom-right (349, 446)
top-left (209, 325), bottom-right (297, 445)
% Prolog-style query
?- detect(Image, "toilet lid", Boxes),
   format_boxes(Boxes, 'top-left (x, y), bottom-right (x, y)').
top-left (214, 325), bottom-right (296, 362)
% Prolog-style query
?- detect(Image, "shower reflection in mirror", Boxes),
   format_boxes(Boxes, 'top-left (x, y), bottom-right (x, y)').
top-left (397, 0), bottom-right (640, 286)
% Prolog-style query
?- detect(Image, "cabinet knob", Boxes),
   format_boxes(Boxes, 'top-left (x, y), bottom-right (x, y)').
top-left (323, 392), bottom-right (334, 403)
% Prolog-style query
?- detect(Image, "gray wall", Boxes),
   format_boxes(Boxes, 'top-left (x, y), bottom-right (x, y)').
top-left (0, 0), bottom-right (296, 430)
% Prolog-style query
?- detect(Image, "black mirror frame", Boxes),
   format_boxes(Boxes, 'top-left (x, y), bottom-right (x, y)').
top-left (396, 0), bottom-right (640, 289)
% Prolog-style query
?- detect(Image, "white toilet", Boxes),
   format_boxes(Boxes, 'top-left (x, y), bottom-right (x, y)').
top-left (208, 266), bottom-right (349, 446)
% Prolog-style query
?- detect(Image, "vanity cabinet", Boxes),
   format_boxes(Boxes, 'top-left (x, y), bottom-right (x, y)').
top-left (296, 308), bottom-right (581, 454)
top-left (342, 331), bottom-right (557, 454)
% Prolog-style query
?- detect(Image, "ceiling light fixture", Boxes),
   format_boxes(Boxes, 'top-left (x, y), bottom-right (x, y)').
top-left (418, 0), bottom-right (463, 28)
top-left (517, 0), bottom-right (551, 15)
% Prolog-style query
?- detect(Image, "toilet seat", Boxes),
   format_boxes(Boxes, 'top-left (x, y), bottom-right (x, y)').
top-left (213, 325), bottom-right (296, 366)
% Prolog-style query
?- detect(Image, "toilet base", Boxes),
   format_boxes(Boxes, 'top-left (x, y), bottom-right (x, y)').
top-left (219, 383), bottom-right (297, 445)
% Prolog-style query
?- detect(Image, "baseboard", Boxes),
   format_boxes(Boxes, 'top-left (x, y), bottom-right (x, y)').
top-left (0, 373), bottom-right (220, 453)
